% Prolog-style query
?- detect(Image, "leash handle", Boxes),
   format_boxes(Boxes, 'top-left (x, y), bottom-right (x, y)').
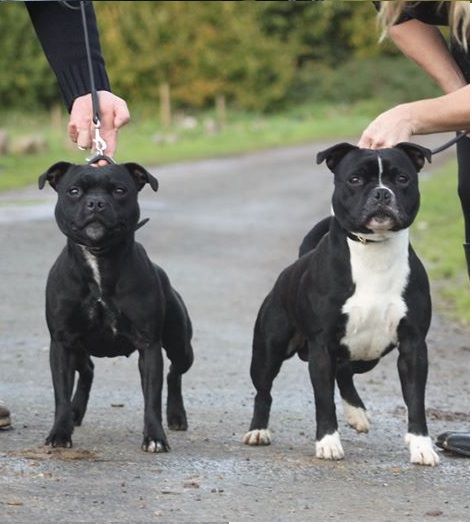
top-left (431, 131), bottom-right (468, 155)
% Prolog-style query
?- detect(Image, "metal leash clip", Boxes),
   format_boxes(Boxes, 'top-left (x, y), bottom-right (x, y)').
top-left (86, 119), bottom-right (116, 165)
top-left (93, 119), bottom-right (107, 156)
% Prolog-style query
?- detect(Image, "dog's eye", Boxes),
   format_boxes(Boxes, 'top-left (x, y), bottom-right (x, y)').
top-left (396, 174), bottom-right (409, 185)
top-left (68, 187), bottom-right (81, 196)
top-left (348, 176), bottom-right (363, 186)
top-left (113, 187), bottom-right (127, 195)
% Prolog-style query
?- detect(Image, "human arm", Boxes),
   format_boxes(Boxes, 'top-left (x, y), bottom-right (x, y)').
top-left (387, 19), bottom-right (467, 94)
top-left (25, 1), bottom-right (129, 156)
top-left (358, 85), bottom-right (470, 148)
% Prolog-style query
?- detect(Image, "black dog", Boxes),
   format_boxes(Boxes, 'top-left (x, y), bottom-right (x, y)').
top-left (244, 143), bottom-right (440, 466)
top-left (39, 161), bottom-right (193, 452)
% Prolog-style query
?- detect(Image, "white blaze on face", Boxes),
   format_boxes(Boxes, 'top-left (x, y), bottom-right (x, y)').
top-left (376, 153), bottom-right (394, 196)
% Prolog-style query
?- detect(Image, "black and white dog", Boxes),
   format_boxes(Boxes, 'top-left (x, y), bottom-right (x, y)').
top-left (243, 142), bottom-right (439, 466)
top-left (39, 161), bottom-right (193, 452)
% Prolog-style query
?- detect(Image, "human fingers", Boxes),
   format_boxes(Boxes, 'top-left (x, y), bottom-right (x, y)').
top-left (77, 127), bottom-right (93, 150)
top-left (69, 94), bottom-right (94, 150)
top-left (97, 92), bottom-right (130, 157)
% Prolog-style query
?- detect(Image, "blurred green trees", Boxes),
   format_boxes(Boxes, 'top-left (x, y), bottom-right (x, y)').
top-left (1, 1), bottom-right (438, 113)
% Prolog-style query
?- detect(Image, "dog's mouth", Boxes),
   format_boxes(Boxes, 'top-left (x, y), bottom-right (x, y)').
top-left (75, 216), bottom-right (129, 243)
top-left (83, 220), bottom-right (107, 241)
top-left (364, 209), bottom-right (397, 232)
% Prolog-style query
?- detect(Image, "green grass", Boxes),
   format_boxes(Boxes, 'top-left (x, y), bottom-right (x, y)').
top-left (0, 99), bottom-right (385, 192)
top-left (412, 161), bottom-right (469, 326)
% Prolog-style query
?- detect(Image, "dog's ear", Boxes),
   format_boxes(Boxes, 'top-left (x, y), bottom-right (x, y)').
top-left (316, 143), bottom-right (359, 172)
top-left (38, 162), bottom-right (72, 190)
top-left (123, 163), bottom-right (159, 192)
top-left (394, 142), bottom-right (432, 172)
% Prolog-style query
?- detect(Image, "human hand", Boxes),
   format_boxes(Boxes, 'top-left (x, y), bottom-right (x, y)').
top-left (358, 104), bottom-right (417, 149)
top-left (68, 91), bottom-right (130, 163)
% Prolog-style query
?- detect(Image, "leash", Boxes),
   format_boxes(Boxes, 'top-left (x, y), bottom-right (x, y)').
top-left (430, 131), bottom-right (468, 155)
top-left (78, 1), bottom-right (115, 165)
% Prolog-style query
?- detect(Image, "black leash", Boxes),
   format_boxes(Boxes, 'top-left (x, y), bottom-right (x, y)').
top-left (76, 1), bottom-right (115, 164)
top-left (430, 131), bottom-right (468, 155)
top-left (80, 0), bottom-right (100, 127)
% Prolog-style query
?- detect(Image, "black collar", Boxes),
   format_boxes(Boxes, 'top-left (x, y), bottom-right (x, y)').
top-left (345, 231), bottom-right (385, 245)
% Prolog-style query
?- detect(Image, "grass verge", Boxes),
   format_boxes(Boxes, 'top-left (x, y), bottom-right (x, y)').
top-left (412, 161), bottom-right (469, 326)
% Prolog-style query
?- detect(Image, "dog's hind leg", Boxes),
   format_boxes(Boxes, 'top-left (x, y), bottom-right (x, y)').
top-left (162, 289), bottom-right (194, 431)
top-left (244, 303), bottom-right (289, 446)
top-left (336, 360), bottom-right (376, 433)
top-left (71, 354), bottom-right (94, 426)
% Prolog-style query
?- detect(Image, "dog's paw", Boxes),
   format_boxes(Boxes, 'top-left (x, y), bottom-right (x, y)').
top-left (343, 401), bottom-right (370, 433)
top-left (45, 431), bottom-right (73, 448)
top-left (243, 429), bottom-right (271, 446)
top-left (167, 409), bottom-right (188, 431)
top-left (315, 431), bottom-right (344, 460)
top-left (405, 433), bottom-right (439, 466)
top-left (142, 437), bottom-right (170, 453)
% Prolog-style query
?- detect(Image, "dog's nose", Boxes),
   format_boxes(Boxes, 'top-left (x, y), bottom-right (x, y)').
top-left (373, 187), bottom-right (392, 204)
top-left (85, 197), bottom-right (106, 212)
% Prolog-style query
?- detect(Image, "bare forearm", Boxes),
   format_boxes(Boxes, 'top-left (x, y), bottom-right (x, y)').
top-left (388, 20), bottom-right (467, 93)
top-left (408, 85), bottom-right (470, 134)
top-left (358, 86), bottom-right (469, 148)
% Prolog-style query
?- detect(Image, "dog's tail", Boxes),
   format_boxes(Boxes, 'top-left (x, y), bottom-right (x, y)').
top-left (298, 216), bottom-right (332, 258)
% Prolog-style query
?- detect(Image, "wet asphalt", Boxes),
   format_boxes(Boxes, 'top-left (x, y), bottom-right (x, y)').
top-left (0, 138), bottom-right (469, 522)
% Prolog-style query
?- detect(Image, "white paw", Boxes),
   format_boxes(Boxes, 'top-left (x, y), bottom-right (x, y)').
top-left (405, 433), bottom-right (440, 466)
top-left (243, 429), bottom-right (271, 446)
top-left (143, 440), bottom-right (165, 453)
top-left (343, 401), bottom-right (370, 433)
top-left (315, 431), bottom-right (344, 460)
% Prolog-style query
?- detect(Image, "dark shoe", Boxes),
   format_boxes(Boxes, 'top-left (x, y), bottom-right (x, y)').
top-left (0, 402), bottom-right (11, 429)
top-left (436, 431), bottom-right (470, 456)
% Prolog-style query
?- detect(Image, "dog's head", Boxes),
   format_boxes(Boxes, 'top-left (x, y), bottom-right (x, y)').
top-left (39, 162), bottom-right (158, 247)
top-left (316, 142), bottom-right (431, 234)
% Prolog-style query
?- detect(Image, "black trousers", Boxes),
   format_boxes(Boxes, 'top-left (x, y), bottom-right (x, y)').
top-left (456, 134), bottom-right (470, 271)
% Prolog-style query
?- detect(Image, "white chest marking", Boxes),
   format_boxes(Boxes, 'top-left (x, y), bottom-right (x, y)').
top-left (79, 247), bottom-right (117, 334)
top-left (341, 229), bottom-right (410, 361)
top-left (80, 246), bottom-right (101, 292)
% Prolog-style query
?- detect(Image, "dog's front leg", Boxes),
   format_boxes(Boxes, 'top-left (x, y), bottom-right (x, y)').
top-left (45, 339), bottom-right (75, 447)
top-left (138, 343), bottom-right (169, 453)
top-left (397, 335), bottom-right (439, 466)
top-left (308, 340), bottom-right (344, 460)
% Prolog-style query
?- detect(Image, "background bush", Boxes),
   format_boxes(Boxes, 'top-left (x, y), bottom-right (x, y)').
top-left (0, 1), bottom-right (441, 113)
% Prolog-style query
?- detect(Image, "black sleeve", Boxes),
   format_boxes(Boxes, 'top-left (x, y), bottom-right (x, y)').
top-left (25, 0), bottom-right (111, 112)
top-left (372, 1), bottom-right (413, 25)
top-left (373, 1), bottom-right (448, 26)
